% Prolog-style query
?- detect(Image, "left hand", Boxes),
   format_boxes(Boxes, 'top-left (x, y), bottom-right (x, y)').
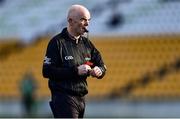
top-left (90, 66), bottom-right (102, 78)
top-left (77, 64), bottom-right (92, 75)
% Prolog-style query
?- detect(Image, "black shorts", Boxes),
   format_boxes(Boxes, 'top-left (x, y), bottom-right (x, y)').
top-left (49, 92), bottom-right (85, 118)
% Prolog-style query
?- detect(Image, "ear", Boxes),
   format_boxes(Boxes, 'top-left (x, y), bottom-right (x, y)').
top-left (68, 18), bottom-right (72, 24)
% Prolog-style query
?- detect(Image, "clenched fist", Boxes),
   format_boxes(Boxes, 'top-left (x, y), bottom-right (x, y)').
top-left (90, 66), bottom-right (102, 78)
top-left (77, 64), bottom-right (92, 75)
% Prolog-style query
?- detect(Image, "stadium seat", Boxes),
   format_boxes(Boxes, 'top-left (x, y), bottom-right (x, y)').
top-left (0, 35), bottom-right (180, 101)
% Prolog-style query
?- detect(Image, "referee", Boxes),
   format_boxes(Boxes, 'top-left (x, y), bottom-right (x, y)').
top-left (42, 4), bottom-right (106, 118)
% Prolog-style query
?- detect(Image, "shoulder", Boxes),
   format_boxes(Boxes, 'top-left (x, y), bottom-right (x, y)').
top-left (49, 33), bottom-right (65, 45)
top-left (51, 33), bottom-right (64, 41)
top-left (81, 36), bottom-right (95, 48)
top-left (81, 36), bottom-right (91, 44)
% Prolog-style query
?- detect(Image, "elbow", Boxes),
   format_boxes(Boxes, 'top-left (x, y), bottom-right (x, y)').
top-left (43, 72), bottom-right (49, 78)
top-left (42, 65), bottom-right (50, 78)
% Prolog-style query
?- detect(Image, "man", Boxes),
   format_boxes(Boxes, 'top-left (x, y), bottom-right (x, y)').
top-left (20, 70), bottom-right (37, 117)
top-left (42, 4), bottom-right (106, 118)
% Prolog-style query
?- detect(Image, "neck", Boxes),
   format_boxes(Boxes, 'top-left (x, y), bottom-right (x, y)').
top-left (67, 27), bottom-right (80, 40)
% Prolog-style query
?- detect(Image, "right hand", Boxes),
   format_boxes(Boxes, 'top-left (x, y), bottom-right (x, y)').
top-left (77, 64), bottom-right (91, 75)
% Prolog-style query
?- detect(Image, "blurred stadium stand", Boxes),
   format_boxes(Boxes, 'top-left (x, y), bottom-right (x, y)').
top-left (0, 0), bottom-right (180, 117)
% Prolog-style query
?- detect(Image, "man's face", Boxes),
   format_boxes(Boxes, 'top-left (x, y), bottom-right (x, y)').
top-left (71, 12), bottom-right (91, 36)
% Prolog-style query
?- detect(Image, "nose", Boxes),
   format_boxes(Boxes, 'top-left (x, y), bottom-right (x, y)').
top-left (84, 21), bottom-right (89, 26)
top-left (85, 19), bottom-right (90, 26)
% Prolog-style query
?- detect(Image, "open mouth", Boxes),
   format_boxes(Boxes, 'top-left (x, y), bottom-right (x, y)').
top-left (83, 27), bottom-right (89, 32)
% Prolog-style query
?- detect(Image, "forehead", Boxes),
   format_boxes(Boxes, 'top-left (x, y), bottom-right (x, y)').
top-left (79, 10), bottom-right (91, 20)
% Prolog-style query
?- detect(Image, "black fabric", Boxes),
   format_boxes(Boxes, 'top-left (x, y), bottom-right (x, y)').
top-left (49, 92), bottom-right (85, 118)
top-left (42, 27), bottom-right (106, 97)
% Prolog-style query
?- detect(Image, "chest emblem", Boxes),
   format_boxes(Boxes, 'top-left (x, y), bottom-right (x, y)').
top-left (85, 57), bottom-right (91, 61)
top-left (64, 56), bottom-right (74, 60)
top-left (84, 54), bottom-right (91, 61)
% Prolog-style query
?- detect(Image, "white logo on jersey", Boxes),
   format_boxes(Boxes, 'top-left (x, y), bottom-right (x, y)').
top-left (85, 57), bottom-right (91, 61)
top-left (44, 56), bottom-right (51, 64)
top-left (65, 56), bottom-right (74, 60)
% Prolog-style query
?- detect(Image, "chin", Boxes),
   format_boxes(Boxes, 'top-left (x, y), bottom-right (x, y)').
top-left (79, 31), bottom-right (85, 35)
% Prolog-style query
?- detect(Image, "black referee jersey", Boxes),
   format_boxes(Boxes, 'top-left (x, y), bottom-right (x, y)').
top-left (42, 28), bottom-right (106, 97)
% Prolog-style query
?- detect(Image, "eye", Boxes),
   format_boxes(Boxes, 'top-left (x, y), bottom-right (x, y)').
top-left (80, 18), bottom-right (90, 22)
